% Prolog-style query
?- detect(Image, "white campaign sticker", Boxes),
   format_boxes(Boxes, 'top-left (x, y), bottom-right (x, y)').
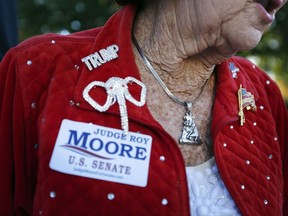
top-left (49, 119), bottom-right (152, 187)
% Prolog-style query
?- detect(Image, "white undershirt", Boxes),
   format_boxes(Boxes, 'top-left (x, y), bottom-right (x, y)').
top-left (186, 157), bottom-right (242, 216)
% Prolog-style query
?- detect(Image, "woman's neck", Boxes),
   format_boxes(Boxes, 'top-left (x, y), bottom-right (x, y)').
top-left (132, 0), bottom-right (220, 99)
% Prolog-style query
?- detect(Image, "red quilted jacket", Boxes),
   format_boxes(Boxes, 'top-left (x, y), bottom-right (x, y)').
top-left (0, 4), bottom-right (287, 216)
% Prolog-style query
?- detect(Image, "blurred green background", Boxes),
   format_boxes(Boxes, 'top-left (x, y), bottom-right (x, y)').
top-left (18, 0), bottom-right (288, 103)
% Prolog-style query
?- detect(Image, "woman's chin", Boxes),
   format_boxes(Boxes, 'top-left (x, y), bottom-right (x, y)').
top-left (231, 33), bottom-right (263, 52)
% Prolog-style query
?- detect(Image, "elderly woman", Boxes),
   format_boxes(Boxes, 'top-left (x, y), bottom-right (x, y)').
top-left (0, 0), bottom-right (287, 215)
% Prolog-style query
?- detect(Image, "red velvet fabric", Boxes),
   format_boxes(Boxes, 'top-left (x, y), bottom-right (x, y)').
top-left (0, 4), bottom-right (287, 216)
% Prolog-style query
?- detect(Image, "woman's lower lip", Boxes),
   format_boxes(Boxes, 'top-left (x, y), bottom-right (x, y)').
top-left (255, 3), bottom-right (275, 23)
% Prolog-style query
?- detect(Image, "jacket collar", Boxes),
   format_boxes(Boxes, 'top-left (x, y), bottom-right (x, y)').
top-left (212, 58), bottom-right (260, 140)
top-left (73, 4), bottom-right (159, 130)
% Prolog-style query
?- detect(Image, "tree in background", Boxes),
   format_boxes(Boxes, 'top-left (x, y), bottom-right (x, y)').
top-left (17, 0), bottom-right (288, 102)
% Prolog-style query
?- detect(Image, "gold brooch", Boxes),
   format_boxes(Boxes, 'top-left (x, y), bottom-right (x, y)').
top-left (238, 84), bottom-right (257, 126)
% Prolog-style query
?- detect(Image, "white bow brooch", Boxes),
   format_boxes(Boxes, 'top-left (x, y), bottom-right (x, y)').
top-left (83, 77), bottom-right (147, 134)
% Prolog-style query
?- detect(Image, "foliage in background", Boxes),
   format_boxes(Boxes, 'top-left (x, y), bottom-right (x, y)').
top-left (18, 0), bottom-right (117, 39)
top-left (18, 0), bottom-right (288, 101)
